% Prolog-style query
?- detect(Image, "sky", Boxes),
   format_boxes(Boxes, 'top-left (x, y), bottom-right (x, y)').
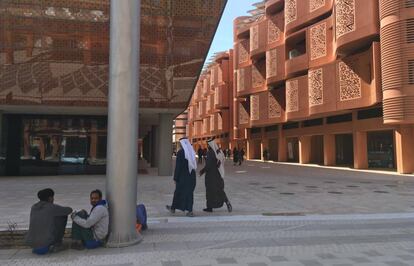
top-left (204, 0), bottom-right (258, 65)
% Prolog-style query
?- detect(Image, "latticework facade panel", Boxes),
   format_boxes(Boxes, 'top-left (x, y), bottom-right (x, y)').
top-left (268, 19), bottom-right (281, 44)
top-left (268, 91), bottom-right (281, 118)
top-left (338, 61), bottom-right (361, 101)
top-left (335, 0), bottom-right (356, 39)
top-left (250, 94), bottom-right (260, 121)
top-left (308, 68), bottom-right (324, 106)
top-left (285, 0), bottom-right (297, 25)
top-left (286, 79), bottom-right (299, 112)
top-left (250, 25), bottom-right (259, 51)
top-left (310, 0), bottom-right (325, 12)
top-left (310, 22), bottom-right (327, 60)
top-left (266, 49), bottom-right (277, 78)
top-left (239, 103), bottom-right (249, 124)
top-left (252, 64), bottom-right (265, 88)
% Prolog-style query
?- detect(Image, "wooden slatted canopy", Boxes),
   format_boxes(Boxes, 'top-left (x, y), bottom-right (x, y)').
top-left (0, 0), bottom-right (227, 111)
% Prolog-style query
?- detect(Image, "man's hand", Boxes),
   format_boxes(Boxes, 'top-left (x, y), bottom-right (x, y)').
top-left (70, 211), bottom-right (77, 219)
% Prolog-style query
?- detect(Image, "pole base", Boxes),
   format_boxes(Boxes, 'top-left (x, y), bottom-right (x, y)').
top-left (106, 232), bottom-right (143, 248)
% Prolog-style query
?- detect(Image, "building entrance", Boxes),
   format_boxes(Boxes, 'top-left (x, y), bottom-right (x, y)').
top-left (335, 134), bottom-right (354, 166)
top-left (287, 137), bottom-right (299, 162)
top-left (268, 138), bottom-right (278, 161)
top-left (310, 135), bottom-right (324, 164)
top-left (249, 139), bottom-right (261, 160)
top-left (367, 130), bottom-right (395, 169)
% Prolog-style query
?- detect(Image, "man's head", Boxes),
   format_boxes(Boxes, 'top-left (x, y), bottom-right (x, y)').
top-left (37, 188), bottom-right (54, 203)
top-left (90, 189), bottom-right (102, 206)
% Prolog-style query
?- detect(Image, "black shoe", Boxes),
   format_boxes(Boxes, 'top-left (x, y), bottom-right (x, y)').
top-left (203, 208), bottom-right (213, 212)
top-left (186, 211), bottom-right (194, 217)
top-left (166, 205), bottom-right (175, 214)
top-left (50, 242), bottom-right (67, 253)
top-left (226, 201), bottom-right (232, 212)
top-left (70, 240), bottom-right (84, 251)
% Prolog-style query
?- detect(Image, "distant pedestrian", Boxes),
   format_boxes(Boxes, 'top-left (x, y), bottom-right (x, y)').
top-left (199, 139), bottom-right (232, 213)
top-left (233, 147), bottom-right (239, 166)
top-left (239, 148), bottom-right (245, 165)
top-left (263, 149), bottom-right (269, 161)
top-left (197, 146), bottom-right (203, 164)
top-left (166, 137), bottom-right (197, 217)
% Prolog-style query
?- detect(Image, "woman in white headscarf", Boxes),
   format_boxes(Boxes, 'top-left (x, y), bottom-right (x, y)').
top-left (166, 137), bottom-right (197, 217)
top-left (199, 139), bottom-right (232, 213)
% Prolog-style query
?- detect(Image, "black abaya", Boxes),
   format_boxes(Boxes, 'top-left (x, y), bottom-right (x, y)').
top-left (171, 149), bottom-right (196, 212)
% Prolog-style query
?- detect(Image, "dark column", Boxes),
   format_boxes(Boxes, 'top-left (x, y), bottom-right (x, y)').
top-left (5, 115), bottom-right (22, 176)
top-left (150, 125), bottom-right (158, 167)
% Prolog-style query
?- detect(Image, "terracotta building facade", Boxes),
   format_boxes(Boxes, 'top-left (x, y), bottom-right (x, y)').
top-left (187, 51), bottom-right (234, 151)
top-left (186, 0), bottom-right (414, 174)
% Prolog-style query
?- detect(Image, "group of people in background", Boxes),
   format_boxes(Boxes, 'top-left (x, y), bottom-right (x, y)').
top-left (232, 147), bottom-right (245, 166)
top-left (166, 137), bottom-right (232, 217)
top-left (198, 146), bottom-right (245, 166)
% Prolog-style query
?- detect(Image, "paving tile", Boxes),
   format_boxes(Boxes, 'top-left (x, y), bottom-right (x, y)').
top-left (216, 257), bottom-right (237, 264)
top-left (316, 253), bottom-right (337, 259)
top-left (162, 261), bottom-right (183, 266)
top-left (396, 255), bottom-right (414, 261)
top-left (349, 257), bottom-right (371, 263)
top-left (299, 260), bottom-right (323, 266)
top-left (362, 250), bottom-right (383, 257)
top-left (268, 256), bottom-right (288, 262)
top-left (384, 261), bottom-right (410, 266)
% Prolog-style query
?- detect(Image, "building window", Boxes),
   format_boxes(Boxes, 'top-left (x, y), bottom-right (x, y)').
top-left (282, 122), bottom-right (299, 130)
top-left (357, 107), bottom-right (383, 120)
top-left (327, 113), bottom-right (352, 124)
top-left (265, 125), bottom-right (278, 132)
top-left (303, 118), bottom-right (323, 127)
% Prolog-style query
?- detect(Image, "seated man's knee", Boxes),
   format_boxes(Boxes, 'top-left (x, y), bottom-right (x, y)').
top-left (76, 210), bottom-right (88, 219)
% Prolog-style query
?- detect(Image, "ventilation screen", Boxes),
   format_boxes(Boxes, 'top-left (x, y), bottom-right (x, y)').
top-left (406, 19), bottom-right (414, 43)
top-left (408, 60), bottom-right (414, 84)
top-left (406, 0), bottom-right (414, 8)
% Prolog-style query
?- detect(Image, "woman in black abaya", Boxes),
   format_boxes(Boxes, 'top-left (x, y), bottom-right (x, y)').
top-left (200, 139), bottom-right (232, 213)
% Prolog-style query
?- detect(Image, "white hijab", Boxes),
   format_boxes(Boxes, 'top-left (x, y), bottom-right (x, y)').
top-left (207, 139), bottom-right (225, 178)
top-left (179, 138), bottom-right (197, 174)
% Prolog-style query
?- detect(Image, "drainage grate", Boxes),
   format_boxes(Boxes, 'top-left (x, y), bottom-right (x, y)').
top-left (306, 186), bottom-right (319, 188)
top-left (288, 182), bottom-right (298, 185)
top-left (374, 191), bottom-right (389, 194)
top-left (328, 191), bottom-right (343, 194)
top-left (347, 185), bottom-right (360, 188)
top-left (263, 186), bottom-right (276, 189)
top-left (280, 192), bottom-right (295, 195)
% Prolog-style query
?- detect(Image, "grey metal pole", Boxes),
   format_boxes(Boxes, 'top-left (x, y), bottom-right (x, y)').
top-left (106, 0), bottom-right (142, 247)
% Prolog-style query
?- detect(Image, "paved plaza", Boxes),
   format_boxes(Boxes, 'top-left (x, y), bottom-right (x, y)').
top-left (1, 160), bottom-right (414, 265)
